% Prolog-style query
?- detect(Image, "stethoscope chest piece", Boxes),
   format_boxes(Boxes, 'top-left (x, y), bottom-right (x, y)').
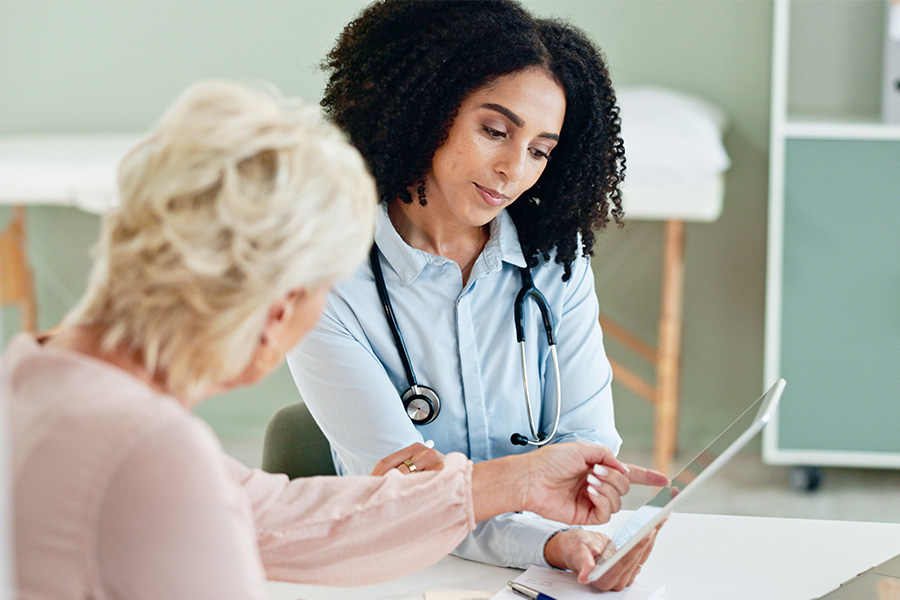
top-left (401, 384), bottom-right (441, 425)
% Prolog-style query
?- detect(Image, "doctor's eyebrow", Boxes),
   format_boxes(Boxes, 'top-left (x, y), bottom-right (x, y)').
top-left (480, 103), bottom-right (560, 141)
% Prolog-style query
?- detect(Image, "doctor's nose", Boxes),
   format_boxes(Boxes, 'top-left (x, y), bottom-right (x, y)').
top-left (495, 147), bottom-right (528, 183)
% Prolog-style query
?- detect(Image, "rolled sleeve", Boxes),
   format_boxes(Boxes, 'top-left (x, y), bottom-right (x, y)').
top-left (451, 511), bottom-right (572, 569)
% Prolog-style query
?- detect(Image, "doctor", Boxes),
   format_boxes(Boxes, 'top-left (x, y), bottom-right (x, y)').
top-left (288, 0), bottom-right (667, 591)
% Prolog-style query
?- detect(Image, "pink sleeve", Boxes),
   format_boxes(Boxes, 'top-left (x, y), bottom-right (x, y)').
top-left (97, 414), bottom-right (269, 600)
top-left (227, 453), bottom-right (476, 586)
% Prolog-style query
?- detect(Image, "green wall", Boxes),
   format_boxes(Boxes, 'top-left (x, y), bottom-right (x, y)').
top-left (0, 0), bottom-right (774, 462)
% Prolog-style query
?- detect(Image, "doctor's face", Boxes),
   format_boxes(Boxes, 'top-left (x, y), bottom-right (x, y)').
top-left (421, 67), bottom-right (566, 228)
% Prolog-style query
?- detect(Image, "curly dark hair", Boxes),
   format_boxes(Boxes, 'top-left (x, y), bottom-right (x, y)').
top-left (320, 0), bottom-right (625, 280)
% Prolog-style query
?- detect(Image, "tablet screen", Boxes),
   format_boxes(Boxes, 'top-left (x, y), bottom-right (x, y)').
top-left (588, 378), bottom-right (786, 582)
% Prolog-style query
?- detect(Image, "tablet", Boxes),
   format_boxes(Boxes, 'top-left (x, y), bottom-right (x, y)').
top-left (587, 378), bottom-right (786, 582)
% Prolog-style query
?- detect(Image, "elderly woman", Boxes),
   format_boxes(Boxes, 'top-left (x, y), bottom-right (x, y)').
top-left (2, 80), bottom-right (640, 599)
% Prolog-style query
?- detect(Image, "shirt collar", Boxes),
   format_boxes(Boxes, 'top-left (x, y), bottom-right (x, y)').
top-left (373, 203), bottom-right (527, 286)
top-left (485, 207), bottom-right (527, 269)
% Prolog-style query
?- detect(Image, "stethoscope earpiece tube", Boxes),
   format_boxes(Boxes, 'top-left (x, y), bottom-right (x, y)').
top-left (511, 267), bottom-right (562, 447)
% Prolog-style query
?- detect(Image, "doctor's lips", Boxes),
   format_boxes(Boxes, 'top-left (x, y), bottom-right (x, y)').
top-left (475, 183), bottom-right (509, 207)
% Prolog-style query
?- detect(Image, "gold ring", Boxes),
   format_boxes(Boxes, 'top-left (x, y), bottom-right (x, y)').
top-left (403, 459), bottom-right (418, 473)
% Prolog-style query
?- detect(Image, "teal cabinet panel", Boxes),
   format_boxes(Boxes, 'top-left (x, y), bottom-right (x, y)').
top-left (779, 140), bottom-right (900, 454)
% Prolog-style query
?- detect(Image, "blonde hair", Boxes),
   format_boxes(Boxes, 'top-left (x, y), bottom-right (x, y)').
top-left (67, 80), bottom-right (376, 399)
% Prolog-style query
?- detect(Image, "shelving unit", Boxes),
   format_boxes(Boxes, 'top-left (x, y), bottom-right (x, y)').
top-left (764, 0), bottom-right (900, 487)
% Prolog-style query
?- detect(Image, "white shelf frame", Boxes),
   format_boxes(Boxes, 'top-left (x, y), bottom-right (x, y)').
top-left (784, 119), bottom-right (900, 141)
top-left (763, 0), bottom-right (900, 469)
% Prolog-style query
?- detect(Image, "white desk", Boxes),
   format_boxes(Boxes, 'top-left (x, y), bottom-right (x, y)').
top-left (267, 511), bottom-right (900, 600)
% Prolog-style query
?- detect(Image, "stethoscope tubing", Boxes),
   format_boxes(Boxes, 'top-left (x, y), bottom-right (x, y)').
top-left (514, 269), bottom-right (556, 345)
top-left (370, 245), bottom-right (419, 388)
top-left (371, 242), bottom-right (561, 446)
top-left (518, 342), bottom-right (562, 445)
top-left (515, 267), bottom-right (561, 446)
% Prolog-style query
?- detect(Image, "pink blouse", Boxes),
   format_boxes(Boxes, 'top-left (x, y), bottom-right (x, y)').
top-left (2, 334), bottom-right (475, 599)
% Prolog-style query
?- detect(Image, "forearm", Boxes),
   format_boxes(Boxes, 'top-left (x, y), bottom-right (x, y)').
top-left (230, 454), bottom-right (476, 586)
top-left (471, 454), bottom-right (528, 521)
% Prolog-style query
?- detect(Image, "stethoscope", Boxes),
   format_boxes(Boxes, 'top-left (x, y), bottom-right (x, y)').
top-left (369, 244), bottom-right (561, 447)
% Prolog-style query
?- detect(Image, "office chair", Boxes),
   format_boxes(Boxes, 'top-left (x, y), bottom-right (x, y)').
top-left (262, 402), bottom-right (337, 478)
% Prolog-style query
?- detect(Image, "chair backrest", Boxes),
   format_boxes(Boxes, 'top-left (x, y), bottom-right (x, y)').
top-left (262, 402), bottom-right (337, 478)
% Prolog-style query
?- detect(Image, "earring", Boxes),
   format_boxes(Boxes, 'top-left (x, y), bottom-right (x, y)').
top-left (416, 180), bottom-right (427, 206)
top-left (253, 336), bottom-right (284, 371)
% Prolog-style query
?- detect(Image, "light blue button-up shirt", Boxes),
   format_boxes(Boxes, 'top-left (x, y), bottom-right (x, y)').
top-left (288, 203), bottom-right (622, 569)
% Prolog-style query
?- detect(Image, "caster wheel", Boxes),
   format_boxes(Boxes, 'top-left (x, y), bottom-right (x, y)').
top-left (790, 466), bottom-right (823, 492)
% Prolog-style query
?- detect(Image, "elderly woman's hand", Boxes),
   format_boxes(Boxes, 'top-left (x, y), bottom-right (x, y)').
top-left (370, 442), bottom-right (446, 476)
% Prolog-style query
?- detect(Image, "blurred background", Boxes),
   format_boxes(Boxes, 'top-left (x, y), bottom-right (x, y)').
top-left (1, 0), bottom-right (898, 523)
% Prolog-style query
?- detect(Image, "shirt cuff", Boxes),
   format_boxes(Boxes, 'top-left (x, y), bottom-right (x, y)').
top-left (506, 514), bottom-right (577, 569)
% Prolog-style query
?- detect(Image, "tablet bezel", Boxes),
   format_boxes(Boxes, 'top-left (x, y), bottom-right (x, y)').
top-left (587, 378), bottom-right (786, 582)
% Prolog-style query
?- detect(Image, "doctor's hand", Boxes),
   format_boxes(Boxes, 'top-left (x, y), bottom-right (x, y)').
top-left (544, 522), bottom-right (664, 592)
top-left (370, 442), bottom-right (446, 476)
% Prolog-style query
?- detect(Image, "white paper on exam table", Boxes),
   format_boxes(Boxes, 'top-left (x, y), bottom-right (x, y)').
top-left (488, 565), bottom-right (664, 600)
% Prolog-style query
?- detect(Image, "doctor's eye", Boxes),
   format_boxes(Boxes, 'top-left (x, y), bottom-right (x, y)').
top-left (482, 126), bottom-right (507, 140)
top-left (528, 147), bottom-right (551, 161)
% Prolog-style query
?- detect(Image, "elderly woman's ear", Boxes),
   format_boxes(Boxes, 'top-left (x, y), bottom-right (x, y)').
top-left (224, 295), bottom-right (292, 388)
top-left (238, 286), bottom-right (333, 386)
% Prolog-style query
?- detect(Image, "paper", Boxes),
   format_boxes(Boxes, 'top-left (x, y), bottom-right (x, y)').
top-left (424, 592), bottom-right (493, 600)
top-left (488, 565), bottom-right (664, 600)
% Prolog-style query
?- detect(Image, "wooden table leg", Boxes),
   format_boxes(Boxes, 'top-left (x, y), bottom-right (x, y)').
top-left (0, 206), bottom-right (37, 332)
top-left (653, 220), bottom-right (685, 474)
